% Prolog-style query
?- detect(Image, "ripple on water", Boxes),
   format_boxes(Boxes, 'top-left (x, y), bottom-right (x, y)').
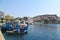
top-left (2, 24), bottom-right (60, 40)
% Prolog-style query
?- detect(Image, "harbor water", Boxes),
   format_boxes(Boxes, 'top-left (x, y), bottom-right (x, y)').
top-left (2, 24), bottom-right (60, 40)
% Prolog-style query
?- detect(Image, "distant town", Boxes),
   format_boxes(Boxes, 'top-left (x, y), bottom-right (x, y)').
top-left (0, 11), bottom-right (60, 24)
top-left (33, 14), bottom-right (60, 24)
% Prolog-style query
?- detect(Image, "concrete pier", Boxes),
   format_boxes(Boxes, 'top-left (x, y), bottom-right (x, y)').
top-left (0, 30), bottom-right (5, 40)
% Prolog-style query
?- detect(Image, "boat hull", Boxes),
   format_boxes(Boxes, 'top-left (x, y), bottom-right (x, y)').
top-left (1, 25), bottom-right (29, 33)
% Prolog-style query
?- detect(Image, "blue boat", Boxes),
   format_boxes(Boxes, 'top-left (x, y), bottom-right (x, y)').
top-left (1, 21), bottom-right (29, 34)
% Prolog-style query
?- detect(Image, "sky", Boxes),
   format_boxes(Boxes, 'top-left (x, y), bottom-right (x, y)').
top-left (0, 0), bottom-right (60, 17)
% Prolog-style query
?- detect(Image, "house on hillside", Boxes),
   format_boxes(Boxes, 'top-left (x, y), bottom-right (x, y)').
top-left (57, 17), bottom-right (60, 24)
top-left (33, 14), bottom-right (58, 24)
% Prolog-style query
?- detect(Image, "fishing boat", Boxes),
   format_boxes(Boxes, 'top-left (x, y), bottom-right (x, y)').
top-left (1, 20), bottom-right (29, 34)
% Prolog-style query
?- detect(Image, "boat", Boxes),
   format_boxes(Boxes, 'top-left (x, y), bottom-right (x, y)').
top-left (1, 20), bottom-right (29, 34)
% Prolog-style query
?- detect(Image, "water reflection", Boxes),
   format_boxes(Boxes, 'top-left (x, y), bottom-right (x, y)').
top-left (2, 24), bottom-right (60, 40)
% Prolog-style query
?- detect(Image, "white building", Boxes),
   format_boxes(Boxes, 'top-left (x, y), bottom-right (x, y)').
top-left (27, 17), bottom-right (33, 24)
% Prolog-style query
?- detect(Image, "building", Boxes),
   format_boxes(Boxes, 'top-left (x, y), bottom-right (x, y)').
top-left (4, 14), bottom-right (10, 20)
top-left (33, 14), bottom-right (58, 22)
top-left (43, 14), bottom-right (58, 20)
top-left (33, 15), bottom-right (43, 22)
top-left (10, 16), bottom-right (14, 19)
top-left (27, 17), bottom-right (33, 24)
top-left (57, 17), bottom-right (60, 24)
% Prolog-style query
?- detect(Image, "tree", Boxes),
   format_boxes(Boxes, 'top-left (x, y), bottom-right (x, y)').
top-left (0, 11), bottom-right (4, 23)
top-left (0, 11), bottom-right (4, 17)
top-left (23, 17), bottom-right (28, 20)
top-left (18, 18), bottom-right (22, 21)
top-left (51, 19), bottom-right (57, 24)
top-left (1, 17), bottom-right (4, 23)
top-left (44, 19), bottom-right (49, 24)
top-left (10, 19), bottom-right (14, 22)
